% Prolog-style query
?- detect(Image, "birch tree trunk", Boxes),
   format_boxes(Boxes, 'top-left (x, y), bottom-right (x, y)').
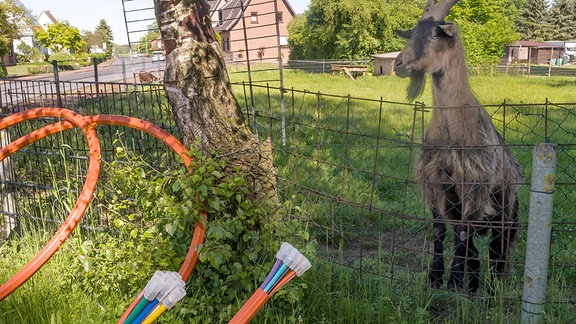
top-left (154, 0), bottom-right (276, 200)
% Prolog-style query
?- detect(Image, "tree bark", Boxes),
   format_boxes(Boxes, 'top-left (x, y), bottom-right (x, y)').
top-left (154, 0), bottom-right (276, 200)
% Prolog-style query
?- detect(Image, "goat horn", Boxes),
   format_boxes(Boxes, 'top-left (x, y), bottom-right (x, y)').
top-left (422, 0), bottom-right (460, 21)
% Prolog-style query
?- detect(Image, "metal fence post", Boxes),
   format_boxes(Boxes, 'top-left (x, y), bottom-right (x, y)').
top-left (0, 129), bottom-right (18, 238)
top-left (93, 57), bottom-right (100, 99)
top-left (52, 60), bottom-right (63, 107)
top-left (521, 143), bottom-right (557, 324)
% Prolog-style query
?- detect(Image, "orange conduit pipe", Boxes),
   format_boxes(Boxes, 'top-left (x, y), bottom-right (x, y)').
top-left (0, 108), bottom-right (207, 310)
top-left (0, 108), bottom-right (101, 301)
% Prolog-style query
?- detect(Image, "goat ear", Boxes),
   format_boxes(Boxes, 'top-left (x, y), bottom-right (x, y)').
top-left (437, 24), bottom-right (455, 38)
top-left (395, 29), bottom-right (413, 39)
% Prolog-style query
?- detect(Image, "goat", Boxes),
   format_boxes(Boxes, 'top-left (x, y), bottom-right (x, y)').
top-left (394, 0), bottom-right (523, 293)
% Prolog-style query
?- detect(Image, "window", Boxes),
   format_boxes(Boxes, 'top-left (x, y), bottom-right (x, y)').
top-left (222, 38), bottom-right (230, 52)
top-left (250, 12), bottom-right (258, 23)
top-left (276, 12), bottom-right (283, 23)
top-left (218, 10), bottom-right (223, 26)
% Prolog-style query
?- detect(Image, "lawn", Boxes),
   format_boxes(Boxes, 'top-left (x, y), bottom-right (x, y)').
top-left (1, 69), bottom-right (576, 323)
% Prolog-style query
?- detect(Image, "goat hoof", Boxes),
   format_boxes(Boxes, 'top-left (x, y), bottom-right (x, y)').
top-left (447, 277), bottom-right (463, 292)
top-left (429, 278), bottom-right (443, 289)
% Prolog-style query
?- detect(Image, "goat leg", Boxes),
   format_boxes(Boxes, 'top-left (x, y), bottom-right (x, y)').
top-left (448, 224), bottom-right (468, 291)
top-left (465, 231), bottom-right (480, 293)
top-left (488, 219), bottom-right (517, 291)
top-left (429, 209), bottom-right (446, 288)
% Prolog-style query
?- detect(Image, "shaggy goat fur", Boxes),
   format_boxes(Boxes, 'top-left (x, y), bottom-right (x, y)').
top-left (394, 0), bottom-right (522, 293)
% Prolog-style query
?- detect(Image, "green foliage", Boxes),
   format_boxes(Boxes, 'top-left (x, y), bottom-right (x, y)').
top-left (16, 42), bottom-right (43, 63)
top-left (67, 141), bottom-right (314, 322)
top-left (288, 0), bottom-right (520, 64)
top-left (0, 63), bottom-right (6, 78)
top-left (515, 0), bottom-right (553, 41)
top-left (548, 0), bottom-right (576, 40)
top-left (0, 1), bottom-right (22, 59)
top-left (287, 0), bottom-right (421, 59)
top-left (135, 22), bottom-right (160, 54)
top-left (27, 64), bottom-right (52, 75)
top-left (48, 52), bottom-right (74, 62)
top-left (450, 0), bottom-right (521, 64)
top-left (35, 21), bottom-right (85, 54)
top-left (88, 52), bottom-right (107, 62)
top-left (83, 19), bottom-right (114, 57)
top-left (48, 52), bottom-right (81, 70)
top-left (96, 19), bottom-right (114, 57)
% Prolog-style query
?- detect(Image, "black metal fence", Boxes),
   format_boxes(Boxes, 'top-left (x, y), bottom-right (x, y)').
top-left (1, 79), bottom-right (575, 311)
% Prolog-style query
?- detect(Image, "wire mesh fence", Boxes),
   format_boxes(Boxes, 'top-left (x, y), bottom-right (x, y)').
top-left (1, 79), bottom-right (575, 310)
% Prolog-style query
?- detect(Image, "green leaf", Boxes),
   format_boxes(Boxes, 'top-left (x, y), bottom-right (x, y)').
top-left (172, 180), bottom-right (181, 192)
top-left (165, 223), bottom-right (176, 236)
top-left (199, 184), bottom-right (208, 197)
top-left (81, 257), bottom-right (93, 272)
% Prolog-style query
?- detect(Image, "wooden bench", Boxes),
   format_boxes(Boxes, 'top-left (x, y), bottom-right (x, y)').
top-left (331, 64), bottom-right (368, 80)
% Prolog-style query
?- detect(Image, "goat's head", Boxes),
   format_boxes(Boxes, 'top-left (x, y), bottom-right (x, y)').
top-left (394, 0), bottom-right (461, 101)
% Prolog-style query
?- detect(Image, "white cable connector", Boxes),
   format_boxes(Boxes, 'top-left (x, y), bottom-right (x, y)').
top-left (276, 242), bottom-right (312, 276)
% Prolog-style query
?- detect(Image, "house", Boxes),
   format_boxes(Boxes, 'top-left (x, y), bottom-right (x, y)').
top-left (0, 0), bottom-right (36, 65)
top-left (34, 10), bottom-right (58, 55)
top-left (209, 0), bottom-right (295, 63)
top-left (150, 36), bottom-right (163, 51)
top-left (505, 41), bottom-right (565, 65)
top-left (1, 0), bottom-right (57, 65)
top-left (36, 10), bottom-right (58, 30)
top-left (372, 51), bottom-right (400, 76)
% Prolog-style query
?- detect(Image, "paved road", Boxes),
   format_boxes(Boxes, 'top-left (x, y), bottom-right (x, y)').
top-left (1, 57), bottom-right (166, 107)
top-left (12, 56), bottom-right (165, 83)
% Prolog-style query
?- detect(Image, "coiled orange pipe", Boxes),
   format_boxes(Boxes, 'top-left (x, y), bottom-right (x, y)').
top-left (0, 108), bottom-right (206, 307)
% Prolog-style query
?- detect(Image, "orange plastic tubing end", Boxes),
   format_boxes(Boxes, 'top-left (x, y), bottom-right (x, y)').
top-left (229, 288), bottom-right (270, 324)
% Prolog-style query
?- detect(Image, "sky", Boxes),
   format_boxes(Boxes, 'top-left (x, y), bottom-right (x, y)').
top-left (20, 0), bottom-right (312, 46)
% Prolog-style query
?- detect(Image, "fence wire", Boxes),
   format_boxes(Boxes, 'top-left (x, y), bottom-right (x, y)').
top-left (1, 79), bottom-right (575, 309)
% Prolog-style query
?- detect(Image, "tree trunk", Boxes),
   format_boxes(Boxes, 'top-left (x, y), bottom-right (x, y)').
top-left (154, 0), bottom-right (276, 200)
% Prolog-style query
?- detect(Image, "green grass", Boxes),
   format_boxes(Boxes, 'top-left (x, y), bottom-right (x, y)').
top-left (2, 70), bottom-right (576, 322)
top-left (5, 62), bottom-right (52, 78)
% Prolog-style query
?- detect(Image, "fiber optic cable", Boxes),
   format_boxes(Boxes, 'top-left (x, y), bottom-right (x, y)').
top-left (229, 242), bottom-right (312, 324)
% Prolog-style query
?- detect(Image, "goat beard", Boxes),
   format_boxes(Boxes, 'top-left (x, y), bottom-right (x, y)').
top-left (407, 71), bottom-right (426, 102)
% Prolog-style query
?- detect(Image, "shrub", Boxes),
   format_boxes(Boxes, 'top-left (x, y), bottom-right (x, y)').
top-left (16, 43), bottom-right (43, 63)
top-left (27, 65), bottom-right (53, 74)
top-left (65, 142), bottom-right (314, 323)
top-left (48, 52), bottom-right (74, 62)
top-left (88, 53), bottom-right (107, 64)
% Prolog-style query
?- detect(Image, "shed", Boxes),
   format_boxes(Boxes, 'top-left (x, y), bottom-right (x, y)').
top-left (372, 51), bottom-right (400, 75)
top-left (506, 41), bottom-right (564, 65)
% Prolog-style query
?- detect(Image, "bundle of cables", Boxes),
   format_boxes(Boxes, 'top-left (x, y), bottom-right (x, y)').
top-left (229, 242), bottom-right (312, 324)
top-left (122, 271), bottom-right (187, 324)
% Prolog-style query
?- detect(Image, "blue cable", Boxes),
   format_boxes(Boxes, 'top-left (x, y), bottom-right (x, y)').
top-left (131, 299), bottom-right (159, 324)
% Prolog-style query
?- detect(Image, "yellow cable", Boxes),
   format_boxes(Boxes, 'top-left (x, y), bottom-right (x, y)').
top-left (141, 304), bottom-right (167, 324)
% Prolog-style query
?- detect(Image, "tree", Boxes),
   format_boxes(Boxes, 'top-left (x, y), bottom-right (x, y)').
top-left (287, 0), bottom-right (422, 59)
top-left (0, 1), bottom-right (23, 69)
top-left (35, 21), bottom-right (85, 54)
top-left (153, 0), bottom-right (275, 198)
top-left (548, 0), bottom-right (576, 40)
top-left (135, 22), bottom-right (160, 55)
top-left (288, 0), bottom-right (519, 63)
top-left (516, 0), bottom-right (553, 41)
top-left (152, 2), bottom-right (296, 319)
top-left (95, 19), bottom-right (114, 57)
top-left (449, 0), bottom-right (521, 64)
